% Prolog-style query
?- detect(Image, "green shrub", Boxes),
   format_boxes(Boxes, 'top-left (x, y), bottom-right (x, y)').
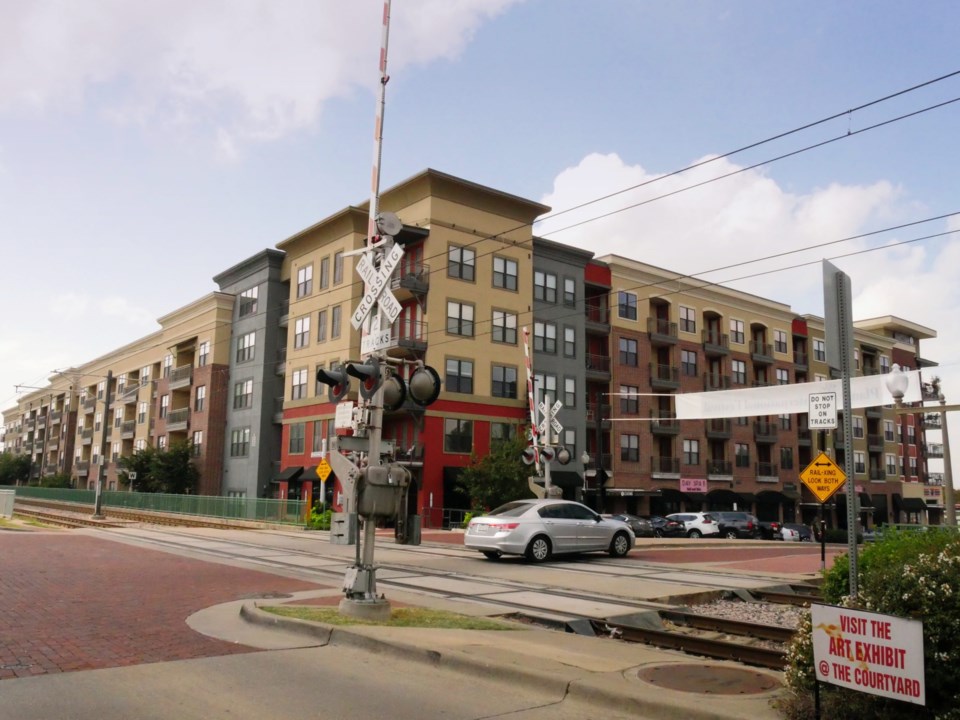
top-left (823, 528), bottom-right (862, 545)
top-left (306, 506), bottom-right (332, 530)
top-left (779, 528), bottom-right (960, 719)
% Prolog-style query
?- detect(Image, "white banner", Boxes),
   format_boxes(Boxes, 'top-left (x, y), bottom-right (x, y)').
top-left (675, 370), bottom-right (923, 420)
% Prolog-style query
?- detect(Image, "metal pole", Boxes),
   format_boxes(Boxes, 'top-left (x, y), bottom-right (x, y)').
top-left (940, 393), bottom-right (956, 526)
top-left (543, 393), bottom-right (553, 496)
top-left (595, 390), bottom-right (606, 513)
top-left (92, 370), bottom-right (113, 519)
top-left (835, 271), bottom-right (858, 596)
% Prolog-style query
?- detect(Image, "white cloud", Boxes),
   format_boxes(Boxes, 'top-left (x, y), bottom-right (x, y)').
top-left (0, 0), bottom-right (522, 148)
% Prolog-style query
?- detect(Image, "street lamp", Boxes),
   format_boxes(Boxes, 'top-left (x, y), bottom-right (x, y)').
top-left (581, 450), bottom-right (591, 498)
top-left (885, 365), bottom-right (909, 524)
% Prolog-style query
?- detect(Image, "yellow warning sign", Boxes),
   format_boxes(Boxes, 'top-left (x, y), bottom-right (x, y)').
top-left (315, 459), bottom-right (332, 482)
top-left (799, 451), bottom-right (847, 503)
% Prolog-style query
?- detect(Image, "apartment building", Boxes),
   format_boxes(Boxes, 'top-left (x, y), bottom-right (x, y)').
top-left (4, 374), bottom-right (78, 482)
top-left (272, 169), bottom-right (545, 525)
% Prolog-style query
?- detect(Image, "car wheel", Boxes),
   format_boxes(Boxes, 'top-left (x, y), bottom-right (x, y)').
top-left (609, 531), bottom-right (631, 557)
top-left (724, 530), bottom-right (738, 539)
top-left (525, 535), bottom-right (552, 562)
top-left (481, 551), bottom-right (501, 560)
top-left (688, 529), bottom-right (702, 539)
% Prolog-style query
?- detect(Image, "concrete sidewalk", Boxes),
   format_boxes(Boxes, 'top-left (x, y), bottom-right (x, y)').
top-left (190, 585), bottom-right (789, 720)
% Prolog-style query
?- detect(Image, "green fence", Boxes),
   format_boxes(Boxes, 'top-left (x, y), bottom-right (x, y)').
top-left (6, 486), bottom-right (307, 525)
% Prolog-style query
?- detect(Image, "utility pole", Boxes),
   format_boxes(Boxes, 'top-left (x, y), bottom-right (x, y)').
top-left (92, 370), bottom-right (113, 519)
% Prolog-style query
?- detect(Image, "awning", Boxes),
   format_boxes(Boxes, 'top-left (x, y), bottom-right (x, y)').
top-left (303, 466), bottom-right (319, 481)
top-left (871, 494), bottom-right (889, 509)
top-left (859, 492), bottom-right (873, 509)
top-left (757, 489), bottom-right (797, 503)
top-left (901, 498), bottom-right (928, 513)
top-left (274, 466), bottom-right (303, 482)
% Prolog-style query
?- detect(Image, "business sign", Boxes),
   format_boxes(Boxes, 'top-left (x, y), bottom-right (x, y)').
top-left (800, 452), bottom-right (847, 503)
top-left (680, 477), bottom-right (708, 493)
top-left (808, 391), bottom-right (837, 429)
top-left (811, 603), bottom-right (925, 706)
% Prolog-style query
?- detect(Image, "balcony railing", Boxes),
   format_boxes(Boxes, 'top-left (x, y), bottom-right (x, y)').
top-left (923, 413), bottom-right (943, 428)
top-left (649, 363), bottom-right (680, 390)
top-left (650, 411), bottom-right (679, 435)
top-left (794, 350), bottom-right (808, 368)
top-left (867, 433), bottom-right (884, 450)
top-left (169, 365), bottom-right (193, 390)
top-left (584, 300), bottom-right (610, 326)
top-left (390, 320), bottom-right (429, 352)
top-left (869, 467), bottom-right (886, 481)
top-left (585, 403), bottom-right (611, 424)
top-left (703, 373), bottom-right (731, 391)
top-left (754, 420), bottom-right (778, 442)
top-left (924, 443), bottom-right (945, 459)
top-left (750, 340), bottom-right (774, 364)
top-left (705, 418), bottom-right (731, 438)
top-left (756, 462), bottom-right (779, 479)
top-left (585, 354), bottom-right (611, 376)
top-left (390, 262), bottom-right (430, 295)
top-left (49, 410), bottom-right (63, 423)
top-left (707, 459), bottom-right (732, 476)
top-left (701, 330), bottom-right (729, 355)
top-left (647, 317), bottom-right (678, 343)
top-left (650, 456), bottom-right (680, 475)
top-left (166, 407), bottom-right (190, 431)
top-left (121, 420), bottom-right (136, 438)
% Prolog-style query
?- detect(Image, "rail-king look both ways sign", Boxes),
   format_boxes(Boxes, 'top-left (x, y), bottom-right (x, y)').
top-left (811, 604), bottom-right (925, 706)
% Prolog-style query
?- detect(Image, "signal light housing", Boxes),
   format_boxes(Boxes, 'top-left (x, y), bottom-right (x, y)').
top-left (382, 374), bottom-right (407, 412)
top-left (316, 364), bottom-right (351, 403)
top-left (408, 364), bottom-right (441, 407)
top-left (346, 357), bottom-right (383, 400)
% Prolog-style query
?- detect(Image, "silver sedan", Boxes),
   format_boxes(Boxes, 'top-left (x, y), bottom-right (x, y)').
top-left (464, 499), bottom-right (635, 562)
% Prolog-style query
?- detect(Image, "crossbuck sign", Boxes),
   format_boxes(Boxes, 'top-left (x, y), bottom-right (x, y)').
top-left (351, 243), bottom-right (404, 341)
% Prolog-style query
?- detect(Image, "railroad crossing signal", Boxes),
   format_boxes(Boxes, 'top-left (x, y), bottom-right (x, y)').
top-left (800, 451), bottom-right (847, 503)
top-left (351, 242), bottom-right (404, 330)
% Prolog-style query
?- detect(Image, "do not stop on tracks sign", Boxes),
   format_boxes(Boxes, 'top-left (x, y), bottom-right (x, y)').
top-left (800, 451), bottom-right (847, 503)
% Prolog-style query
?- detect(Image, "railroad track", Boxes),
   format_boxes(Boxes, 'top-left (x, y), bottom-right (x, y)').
top-left (12, 500), bottom-right (256, 530)
top-left (12, 507), bottom-right (127, 529)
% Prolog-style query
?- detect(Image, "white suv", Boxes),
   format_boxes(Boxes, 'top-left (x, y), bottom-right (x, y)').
top-left (666, 512), bottom-right (720, 538)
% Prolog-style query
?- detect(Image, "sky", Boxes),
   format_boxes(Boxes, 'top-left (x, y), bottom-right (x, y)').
top-left (2, 0), bottom-right (959, 489)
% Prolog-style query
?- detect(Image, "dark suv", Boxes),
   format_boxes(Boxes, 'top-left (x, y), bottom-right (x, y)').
top-left (713, 511), bottom-right (759, 539)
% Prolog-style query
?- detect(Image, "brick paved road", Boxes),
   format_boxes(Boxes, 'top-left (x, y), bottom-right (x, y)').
top-left (0, 532), bottom-right (319, 680)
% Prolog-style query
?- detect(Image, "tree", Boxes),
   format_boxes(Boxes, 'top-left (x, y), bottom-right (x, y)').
top-left (0, 452), bottom-right (31, 486)
top-left (119, 446), bottom-right (159, 492)
top-left (456, 434), bottom-right (534, 511)
top-left (39, 472), bottom-right (73, 488)
top-left (117, 441), bottom-right (198, 494)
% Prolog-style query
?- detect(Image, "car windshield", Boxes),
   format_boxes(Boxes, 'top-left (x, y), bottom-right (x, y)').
top-left (486, 501), bottom-right (535, 517)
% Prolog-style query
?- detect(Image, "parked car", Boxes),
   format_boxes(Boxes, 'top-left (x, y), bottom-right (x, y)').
top-left (666, 512), bottom-right (720, 538)
top-left (781, 523), bottom-right (813, 542)
top-left (712, 511), bottom-right (759, 539)
top-left (604, 513), bottom-right (655, 538)
top-left (464, 499), bottom-right (635, 562)
top-left (758, 520), bottom-right (783, 540)
top-left (643, 515), bottom-right (685, 538)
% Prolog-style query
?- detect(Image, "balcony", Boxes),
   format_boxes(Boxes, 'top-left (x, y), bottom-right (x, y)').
top-left (702, 373), bottom-right (731, 391)
top-left (705, 418), bottom-right (731, 439)
top-left (701, 330), bottom-right (729, 356)
top-left (793, 350), bottom-right (808, 371)
top-left (25, 418), bottom-right (36, 430)
top-left (869, 467), bottom-right (886, 481)
top-left (867, 433), bottom-right (884, 452)
top-left (584, 300), bottom-right (610, 333)
top-left (754, 420), bottom-right (778, 443)
top-left (169, 365), bottom-right (193, 390)
top-left (650, 411), bottom-right (680, 435)
top-left (49, 410), bottom-right (63, 424)
top-left (756, 462), bottom-right (779, 481)
top-left (47, 436), bottom-right (59, 450)
top-left (585, 354), bottom-right (611, 381)
top-left (923, 413), bottom-right (942, 428)
top-left (650, 456), bottom-right (680, 478)
top-left (83, 397), bottom-right (96, 412)
top-left (37, 415), bottom-right (47, 429)
top-left (81, 428), bottom-right (94, 445)
top-left (924, 443), bottom-right (945, 459)
top-left (649, 363), bottom-right (680, 391)
top-left (385, 320), bottom-right (429, 357)
top-left (76, 461), bottom-right (89, 476)
top-left (750, 340), bottom-right (774, 365)
top-left (797, 427), bottom-right (811, 446)
top-left (390, 262), bottom-right (430, 300)
top-left (273, 396), bottom-right (285, 424)
top-left (648, 317), bottom-right (678, 345)
top-left (707, 459), bottom-right (733, 477)
top-left (865, 406), bottom-right (882, 420)
top-left (278, 300), bottom-right (290, 327)
top-left (927, 472), bottom-right (945, 486)
top-left (166, 407), bottom-right (190, 432)
top-left (276, 347), bottom-right (287, 376)
top-left (121, 420), bottom-right (136, 439)
top-left (45, 463), bottom-right (58, 474)
top-left (585, 403), bottom-right (611, 427)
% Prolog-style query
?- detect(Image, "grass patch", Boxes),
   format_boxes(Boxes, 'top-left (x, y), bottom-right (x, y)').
top-left (262, 605), bottom-right (518, 631)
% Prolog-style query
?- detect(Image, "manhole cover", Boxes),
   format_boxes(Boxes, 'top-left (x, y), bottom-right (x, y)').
top-left (637, 664), bottom-right (779, 695)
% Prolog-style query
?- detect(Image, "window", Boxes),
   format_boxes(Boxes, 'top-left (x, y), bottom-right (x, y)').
top-left (135, 438), bottom-right (146, 452)
top-left (289, 423), bottom-right (305, 454)
top-left (814, 339), bottom-right (826, 362)
top-left (162, 355), bottom-right (173, 379)
top-left (333, 251), bottom-right (344, 284)
top-left (292, 368), bottom-right (308, 400)
top-left (492, 257), bottom-right (518, 290)
top-left (618, 291), bottom-right (637, 320)
top-left (192, 431), bottom-right (203, 457)
top-left (564, 377), bottom-right (576, 407)
top-left (563, 429), bottom-right (576, 455)
top-left (735, 442), bottom-right (750, 467)
top-left (619, 337), bottom-right (638, 366)
top-left (447, 301), bottom-right (474, 336)
top-left (317, 309), bottom-right (327, 342)
top-left (237, 332), bottom-right (256, 362)
top-left (776, 368), bottom-right (790, 385)
top-left (533, 321), bottom-right (557, 353)
top-left (681, 349), bottom-right (698, 377)
top-left (112, 442), bottom-right (120, 461)
top-left (683, 439), bottom-right (699, 465)
top-left (680, 306), bottom-right (696, 333)
top-left (854, 451), bottom-right (866, 475)
top-left (884, 420), bottom-right (895, 441)
top-left (114, 408), bottom-right (123, 427)
top-left (159, 396), bottom-right (168, 420)
top-left (885, 454), bottom-right (897, 475)
top-left (137, 402), bottom-right (147, 424)
top-left (779, 413), bottom-right (791, 430)
top-left (194, 385), bottom-right (206, 412)
top-left (319, 257), bottom-right (330, 289)
top-left (193, 341), bottom-right (208, 368)
top-left (448, 246), bottom-right (475, 281)
top-left (732, 360), bottom-right (746, 385)
top-left (141, 366), bottom-right (151, 382)
top-left (620, 434), bottom-right (639, 462)
top-left (907, 425), bottom-right (916, 443)
top-left (445, 359), bottom-right (473, 394)
top-left (730, 319), bottom-right (745, 345)
top-left (854, 348), bottom-right (861, 370)
top-left (781, 446), bottom-right (794, 470)
top-left (534, 271), bottom-right (557, 303)
top-left (880, 355), bottom-right (891, 374)
top-left (295, 267), bottom-right (311, 299)
top-left (294, 316), bottom-right (311, 349)
top-left (490, 422), bottom-right (515, 448)
top-left (492, 365), bottom-right (517, 398)
top-left (492, 310), bottom-right (517, 344)
top-left (620, 384), bottom-right (639, 414)
top-left (331, 305), bottom-right (342, 339)
top-left (239, 286), bottom-right (258, 317)
top-left (909, 456), bottom-right (917, 475)
top-left (853, 416), bottom-right (864, 438)
top-left (444, 418), bottom-right (473, 453)
top-left (533, 373), bottom-right (557, 406)
top-left (563, 278), bottom-right (575, 306)
top-left (230, 428), bottom-right (250, 457)
top-left (312, 421), bottom-right (325, 454)
top-left (233, 380), bottom-right (253, 409)
top-left (563, 327), bottom-right (575, 357)
top-left (774, 330), bottom-right (788, 354)
top-left (156, 436), bottom-right (167, 451)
